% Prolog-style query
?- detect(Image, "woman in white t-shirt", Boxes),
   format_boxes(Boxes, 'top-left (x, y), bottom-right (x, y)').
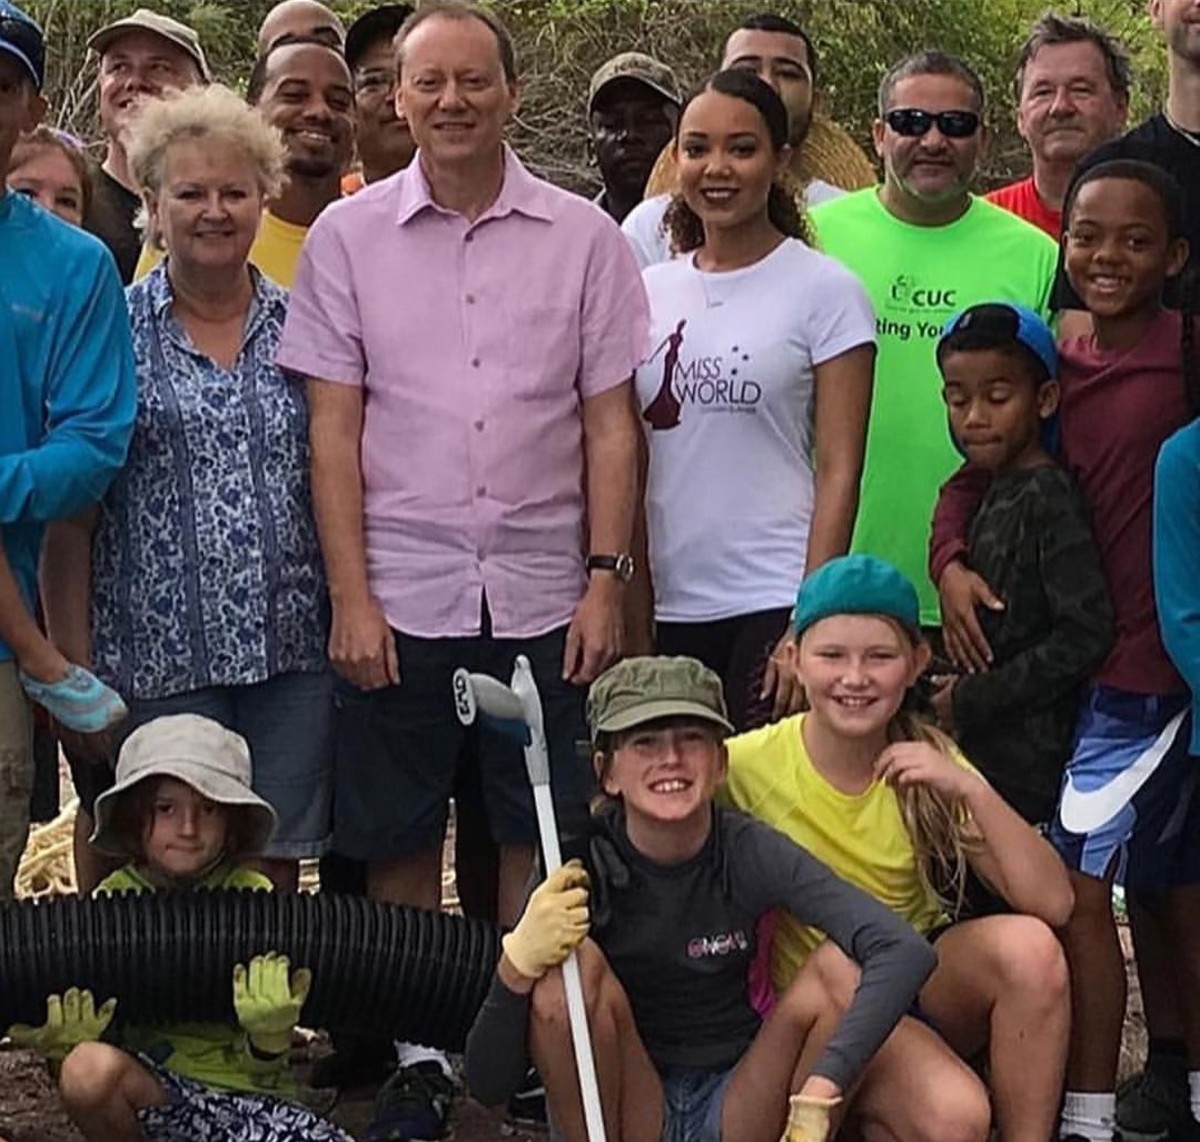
top-left (636, 69), bottom-right (876, 730)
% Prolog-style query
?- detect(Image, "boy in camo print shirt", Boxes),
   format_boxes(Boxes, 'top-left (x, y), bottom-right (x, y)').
top-left (930, 304), bottom-right (1113, 823)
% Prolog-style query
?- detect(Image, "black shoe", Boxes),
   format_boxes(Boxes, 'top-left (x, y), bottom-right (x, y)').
top-left (1117, 1064), bottom-right (1190, 1142)
top-left (365, 1060), bottom-right (456, 1142)
top-left (504, 1067), bottom-right (547, 1133)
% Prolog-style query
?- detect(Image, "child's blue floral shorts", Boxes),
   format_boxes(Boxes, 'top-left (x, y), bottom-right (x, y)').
top-left (136, 1058), bottom-right (353, 1142)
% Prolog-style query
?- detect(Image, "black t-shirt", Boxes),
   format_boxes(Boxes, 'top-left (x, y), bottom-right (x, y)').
top-left (1053, 113), bottom-right (1200, 310)
top-left (88, 166), bottom-right (142, 285)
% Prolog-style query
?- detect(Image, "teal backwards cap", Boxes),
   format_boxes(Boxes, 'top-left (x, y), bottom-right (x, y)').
top-left (793, 554), bottom-right (921, 637)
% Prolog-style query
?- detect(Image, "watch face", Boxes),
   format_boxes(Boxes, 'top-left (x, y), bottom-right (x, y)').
top-left (615, 554), bottom-right (635, 581)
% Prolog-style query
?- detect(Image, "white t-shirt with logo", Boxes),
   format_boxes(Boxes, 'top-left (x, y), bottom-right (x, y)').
top-left (622, 180), bottom-right (843, 270)
top-left (636, 238), bottom-right (876, 623)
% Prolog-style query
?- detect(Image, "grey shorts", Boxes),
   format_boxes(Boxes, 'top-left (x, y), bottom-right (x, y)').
top-left (660, 1065), bottom-right (734, 1142)
top-left (116, 671), bottom-right (335, 859)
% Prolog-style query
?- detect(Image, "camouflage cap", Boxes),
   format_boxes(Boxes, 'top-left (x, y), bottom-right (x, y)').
top-left (587, 656), bottom-right (733, 740)
top-left (588, 51), bottom-right (680, 114)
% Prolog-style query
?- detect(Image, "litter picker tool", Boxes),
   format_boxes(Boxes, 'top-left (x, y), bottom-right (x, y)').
top-left (452, 656), bottom-right (607, 1142)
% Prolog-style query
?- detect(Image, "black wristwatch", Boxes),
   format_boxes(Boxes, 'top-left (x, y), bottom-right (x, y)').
top-left (586, 553), bottom-right (635, 582)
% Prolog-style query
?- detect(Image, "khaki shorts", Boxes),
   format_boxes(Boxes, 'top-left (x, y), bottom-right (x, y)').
top-left (0, 661), bottom-right (33, 901)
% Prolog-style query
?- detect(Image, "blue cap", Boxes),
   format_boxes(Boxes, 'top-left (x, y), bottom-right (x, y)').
top-left (793, 555), bottom-right (921, 637)
top-left (938, 302), bottom-right (1057, 379)
top-left (0, 0), bottom-right (44, 89)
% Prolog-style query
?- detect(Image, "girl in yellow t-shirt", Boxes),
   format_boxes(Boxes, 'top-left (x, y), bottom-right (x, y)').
top-left (725, 554), bottom-right (1073, 1142)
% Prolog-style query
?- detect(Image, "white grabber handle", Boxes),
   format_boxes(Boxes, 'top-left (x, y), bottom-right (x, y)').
top-left (452, 657), bottom-right (607, 1142)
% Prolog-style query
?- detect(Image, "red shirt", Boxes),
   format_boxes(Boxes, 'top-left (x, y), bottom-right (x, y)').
top-left (986, 176), bottom-right (1061, 239)
top-left (931, 309), bottom-right (1190, 695)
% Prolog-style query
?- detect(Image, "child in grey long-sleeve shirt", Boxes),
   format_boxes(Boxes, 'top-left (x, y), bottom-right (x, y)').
top-left (465, 656), bottom-right (934, 1142)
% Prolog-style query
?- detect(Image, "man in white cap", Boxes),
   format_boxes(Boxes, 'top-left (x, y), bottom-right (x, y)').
top-left (587, 51), bottom-right (679, 223)
top-left (86, 8), bottom-right (209, 282)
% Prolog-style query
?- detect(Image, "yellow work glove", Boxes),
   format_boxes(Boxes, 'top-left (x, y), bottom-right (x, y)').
top-left (501, 859), bottom-right (590, 981)
top-left (781, 1093), bottom-right (841, 1142)
top-left (6, 988), bottom-right (117, 1062)
top-left (233, 952), bottom-right (312, 1057)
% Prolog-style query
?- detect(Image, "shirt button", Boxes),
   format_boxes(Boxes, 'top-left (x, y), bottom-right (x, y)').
top-left (465, 294), bottom-right (476, 305)
top-left (465, 233), bottom-right (474, 243)
top-left (471, 357), bottom-right (481, 368)
top-left (475, 485), bottom-right (486, 497)
top-left (474, 419), bottom-right (485, 431)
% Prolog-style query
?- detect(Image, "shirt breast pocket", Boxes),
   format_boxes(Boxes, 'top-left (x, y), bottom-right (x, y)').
top-left (500, 298), bottom-right (581, 399)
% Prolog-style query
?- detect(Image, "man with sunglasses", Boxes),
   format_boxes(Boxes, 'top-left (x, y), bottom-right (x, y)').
top-left (0, 1), bottom-right (135, 899)
top-left (807, 50), bottom-right (1058, 631)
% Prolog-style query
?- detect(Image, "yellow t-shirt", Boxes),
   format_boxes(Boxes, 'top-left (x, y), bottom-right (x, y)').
top-left (724, 714), bottom-right (959, 994)
top-left (133, 209), bottom-right (308, 288)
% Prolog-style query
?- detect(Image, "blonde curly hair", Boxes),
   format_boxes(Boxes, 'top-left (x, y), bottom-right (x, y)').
top-left (126, 83), bottom-right (286, 200)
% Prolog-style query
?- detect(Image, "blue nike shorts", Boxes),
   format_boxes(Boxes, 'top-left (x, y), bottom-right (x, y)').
top-left (1048, 685), bottom-right (1194, 890)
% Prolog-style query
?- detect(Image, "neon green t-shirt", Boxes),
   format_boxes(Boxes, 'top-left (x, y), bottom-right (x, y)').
top-left (809, 190), bottom-right (1058, 624)
top-left (96, 861), bottom-right (290, 1095)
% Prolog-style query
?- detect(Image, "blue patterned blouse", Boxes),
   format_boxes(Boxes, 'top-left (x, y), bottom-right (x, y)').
top-left (92, 265), bottom-right (329, 700)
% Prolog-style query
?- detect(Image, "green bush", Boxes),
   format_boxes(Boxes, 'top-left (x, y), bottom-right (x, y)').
top-left (25, 0), bottom-right (1169, 192)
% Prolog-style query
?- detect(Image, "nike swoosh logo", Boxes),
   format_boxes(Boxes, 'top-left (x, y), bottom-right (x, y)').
top-left (1058, 710), bottom-right (1187, 834)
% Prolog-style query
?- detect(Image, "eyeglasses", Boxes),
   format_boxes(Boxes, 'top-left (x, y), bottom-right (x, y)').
top-left (884, 108), bottom-right (980, 139)
top-left (355, 68), bottom-right (395, 97)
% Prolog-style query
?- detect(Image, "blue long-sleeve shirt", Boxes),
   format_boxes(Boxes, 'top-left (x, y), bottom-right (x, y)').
top-left (0, 191), bottom-right (136, 661)
top-left (1153, 419), bottom-right (1200, 753)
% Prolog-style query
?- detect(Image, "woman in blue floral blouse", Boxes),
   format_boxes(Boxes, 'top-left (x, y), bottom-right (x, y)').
top-left (44, 85), bottom-right (333, 893)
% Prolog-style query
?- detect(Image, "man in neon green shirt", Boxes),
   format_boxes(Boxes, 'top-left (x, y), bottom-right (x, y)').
top-left (810, 50), bottom-right (1058, 624)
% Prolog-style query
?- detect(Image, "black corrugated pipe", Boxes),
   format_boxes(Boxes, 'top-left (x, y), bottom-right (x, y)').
top-left (0, 891), bottom-right (501, 1051)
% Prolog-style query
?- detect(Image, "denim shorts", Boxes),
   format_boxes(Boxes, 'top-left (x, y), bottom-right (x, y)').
top-left (70, 670), bottom-right (336, 860)
top-left (659, 1065), bottom-right (734, 1142)
top-left (331, 622), bottom-right (591, 860)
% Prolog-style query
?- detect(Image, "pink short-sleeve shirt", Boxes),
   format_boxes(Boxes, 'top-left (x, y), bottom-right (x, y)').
top-left (278, 148), bottom-right (649, 639)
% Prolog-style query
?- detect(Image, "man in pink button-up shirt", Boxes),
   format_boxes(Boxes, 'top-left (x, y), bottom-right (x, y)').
top-left (278, 0), bottom-right (647, 929)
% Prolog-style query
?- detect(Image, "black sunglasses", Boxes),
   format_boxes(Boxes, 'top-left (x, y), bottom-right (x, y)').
top-left (885, 108), bottom-right (980, 139)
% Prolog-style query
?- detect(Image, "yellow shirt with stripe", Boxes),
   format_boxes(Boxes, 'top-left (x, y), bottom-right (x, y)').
top-left (724, 714), bottom-right (968, 994)
top-left (134, 209), bottom-right (308, 289)
top-left (96, 861), bottom-right (290, 1095)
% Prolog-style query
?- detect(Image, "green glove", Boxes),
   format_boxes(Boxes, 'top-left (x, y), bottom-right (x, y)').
top-left (501, 859), bottom-right (590, 980)
top-left (233, 952), bottom-right (312, 1057)
top-left (7, 988), bottom-right (116, 1062)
